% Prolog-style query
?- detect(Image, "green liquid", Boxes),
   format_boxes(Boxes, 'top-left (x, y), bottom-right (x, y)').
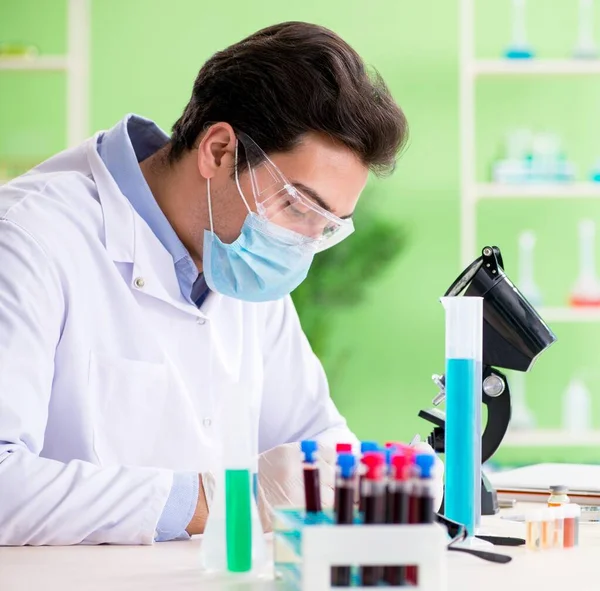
top-left (225, 469), bottom-right (252, 572)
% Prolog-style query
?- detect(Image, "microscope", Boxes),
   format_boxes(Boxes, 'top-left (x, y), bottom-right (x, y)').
top-left (419, 246), bottom-right (557, 515)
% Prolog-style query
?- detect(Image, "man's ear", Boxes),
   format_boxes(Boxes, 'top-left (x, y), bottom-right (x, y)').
top-left (197, 122), bottom-right (236, 179)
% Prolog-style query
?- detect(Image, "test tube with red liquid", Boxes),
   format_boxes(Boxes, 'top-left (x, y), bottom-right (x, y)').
top-left (300, 440), bottom-right (321, 514)
top-left (383, 450), bottom-right (411, 586)
top-left (407, 452), bottom-right (436, 585)
top-left (334, 443), bottom-right (354, 512)
top-left (331, 452), bottom-right (357, 587)
top-left (358, 441), bottom-right (379, 515)
top-left (359, 451), bottom-right (386, 587)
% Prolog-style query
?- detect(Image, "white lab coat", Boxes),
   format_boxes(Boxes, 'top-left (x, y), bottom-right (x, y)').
top-left (0, 134), bottom-right (357, 546)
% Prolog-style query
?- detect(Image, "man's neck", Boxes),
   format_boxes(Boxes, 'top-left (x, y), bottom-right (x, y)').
top-left (139, 145), bottom-right (206, 272)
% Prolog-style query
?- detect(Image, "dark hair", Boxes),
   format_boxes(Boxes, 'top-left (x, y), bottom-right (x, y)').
top-left (169, 21), bottom-right (408, 176)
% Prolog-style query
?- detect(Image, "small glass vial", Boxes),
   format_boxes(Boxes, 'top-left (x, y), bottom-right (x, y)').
top-left (526, 510), bottom-right (542, 550)
top-left (563, 504), bottom-right (581, 548)
top-left (548, 485), bottom-right (570, 507)
top-left (548, 506), bottom-right (564, 548)
top-left (540, 508), bottom-right (555, 549)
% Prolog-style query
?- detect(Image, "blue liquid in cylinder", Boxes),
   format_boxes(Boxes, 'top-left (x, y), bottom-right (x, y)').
top-left (445, 358), bottom-right (479, 535)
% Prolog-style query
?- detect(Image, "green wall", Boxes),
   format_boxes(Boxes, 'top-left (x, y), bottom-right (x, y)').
top-left (2, 0), bottom-right (600, 465)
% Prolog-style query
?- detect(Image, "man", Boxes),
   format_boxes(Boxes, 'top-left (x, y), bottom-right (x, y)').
top-left (0, 22), bottom-right (439, 545)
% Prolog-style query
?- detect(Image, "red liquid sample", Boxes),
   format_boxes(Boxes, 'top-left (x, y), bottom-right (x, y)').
top-left (409, 491), bottom-right (421, 523)
top-left (303, 465), bottom-right (321, 513)
top-left (406, 491), bottom-right (422, 584)
top-left (570, 296), bottom-right (600, 307)
top-left (331, 482), bottom-right (354, 587)
top-left (420, 495), bottom-right (434, 524)
top-left (358, 475), bottom-right (365, 514)
top-left (383, 488), bottom-right (409, 586)
top-left (360, 493), bottom-right (385, 586)
top-left (564, 517), bottom-right (575, 548)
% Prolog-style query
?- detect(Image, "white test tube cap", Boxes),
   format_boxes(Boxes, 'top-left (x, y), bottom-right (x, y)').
top-left (564, 504), bottom-right (581, 518)
top-left (526, 510), bottom-right (544, 522)
top-left (548, 505), bottom-right (564, 519)
top-left (440, 296), bottom-right (483, 361)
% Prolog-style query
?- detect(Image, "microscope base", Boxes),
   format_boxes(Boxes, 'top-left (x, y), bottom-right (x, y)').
top-left (481, 471), bottom-right (499, 515)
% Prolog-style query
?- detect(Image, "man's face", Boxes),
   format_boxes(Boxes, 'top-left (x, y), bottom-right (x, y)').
top-left (208, 131), bottom-right (368, 247)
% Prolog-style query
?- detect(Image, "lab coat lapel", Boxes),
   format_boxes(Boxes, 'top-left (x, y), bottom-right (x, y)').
top-left (86, 136), bottom-right (198, 315)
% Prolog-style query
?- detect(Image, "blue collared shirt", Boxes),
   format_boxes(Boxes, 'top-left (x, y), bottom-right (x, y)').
top-left (97, 114), bottom-right (209, 307)
top-left (97, 114), bottom-right (204, 541)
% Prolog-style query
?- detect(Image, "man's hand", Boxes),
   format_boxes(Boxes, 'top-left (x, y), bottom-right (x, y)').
top-left (256, 442), bottom-right (337, 532)
top-left (185, 475), bottom-right (209, 535)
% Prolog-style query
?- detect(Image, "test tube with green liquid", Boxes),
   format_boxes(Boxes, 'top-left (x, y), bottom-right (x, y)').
top-left (223, 387), bottom-right (254, 573)
top-left (225, 468), bottom-right (252, 572)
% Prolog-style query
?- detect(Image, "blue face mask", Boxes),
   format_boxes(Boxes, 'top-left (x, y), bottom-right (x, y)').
top-left (202, 179), bottom-right (315, 302)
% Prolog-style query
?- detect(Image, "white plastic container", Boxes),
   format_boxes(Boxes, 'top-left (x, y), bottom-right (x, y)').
top-left (548, 506), bottom-right (564, 548)
top-left (562, 378), bottom-right (592, 433)
top-left (540, 508), bottom-right (555, 549)
top-left (274, 508), bottom-right (447, 591)
top-left (525, 510), bottom-right (542, 551)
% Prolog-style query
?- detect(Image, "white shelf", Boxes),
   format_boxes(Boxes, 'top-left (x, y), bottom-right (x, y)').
top-left (539, 307), bottom-right (600, 323)
top-left (477, 182), bottom-right (600, 199)
top-left (472, 59), bottom-right (600, 76)
top-left (503, 429), bottom-right (600, 447)
top-left (0, 55), bottom-right (68, 71)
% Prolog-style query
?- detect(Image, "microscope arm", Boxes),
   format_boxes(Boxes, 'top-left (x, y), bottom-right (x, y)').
top-left (419, 366), bottom-right (512, 463)
top-left (481, 367), bottom-right (512, 463)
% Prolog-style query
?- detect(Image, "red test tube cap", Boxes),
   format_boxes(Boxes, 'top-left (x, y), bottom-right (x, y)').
top-left (336, 443), bottom-right (353, 453)
top-left (362, 451), bottom-right (385, 480)
top-left (385, 441), bottom-right (414, 454)
top-left (391, 452), bottom-right (411, 481)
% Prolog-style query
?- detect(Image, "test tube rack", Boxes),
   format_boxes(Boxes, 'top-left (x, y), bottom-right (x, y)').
top-left (273, 508), bottom-right (447, 591)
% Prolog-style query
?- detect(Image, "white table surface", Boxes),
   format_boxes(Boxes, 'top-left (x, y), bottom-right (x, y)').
top-left (1, 504), bottom-right (598, 591)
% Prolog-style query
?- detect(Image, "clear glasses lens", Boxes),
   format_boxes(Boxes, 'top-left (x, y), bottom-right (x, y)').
top-left (238, 133), bottom-right (354, 249)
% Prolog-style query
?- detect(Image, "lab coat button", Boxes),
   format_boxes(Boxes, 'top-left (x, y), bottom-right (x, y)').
top-left (196, 317), bottom-right (206, 325)
top-left (203, 418), bottom-right (212, 427)
top-left (133, 277), bottom-right (145, 289)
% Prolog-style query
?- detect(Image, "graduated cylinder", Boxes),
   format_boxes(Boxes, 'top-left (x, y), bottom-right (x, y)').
top-left (441, 296), bottom-right (483, 536)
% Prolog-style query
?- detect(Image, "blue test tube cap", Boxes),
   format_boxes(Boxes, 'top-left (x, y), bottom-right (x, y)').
top-left (337, 452), bottom-right (356, 479)
top-left (384, 447), bottom-right (394, 468)
top-left (360, 441), bottom-right (379, 455)
top-left (301, 440), bottom-right (318, 463)
top-left (415, 453), bottom-right (436, 478)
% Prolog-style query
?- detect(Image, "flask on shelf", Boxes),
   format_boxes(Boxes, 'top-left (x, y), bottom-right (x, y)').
top-left (569, 220), bottom-right (600, 307)
top-left (561, 378), bottom-right (592, 433)
top-left (517, 231), bottom-right (542, 308)
top-left (508, 371), bottom-right (536, 431)
top-left (504, 0), bottom-right (534, 59)
top-left (573, 0), bottom-right (598, 59)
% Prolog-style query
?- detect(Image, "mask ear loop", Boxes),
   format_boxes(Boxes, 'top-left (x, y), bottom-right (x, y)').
top-left (206, 177), bottom-right (215, 233)
top-left (234, 139), bottom-right (253, 215)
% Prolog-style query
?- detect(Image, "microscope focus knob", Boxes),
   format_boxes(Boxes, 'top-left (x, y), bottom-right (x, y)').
top-left (431, 374), bottom-right (446, 406)
top-left (483, 374), bottom-right (505, 397)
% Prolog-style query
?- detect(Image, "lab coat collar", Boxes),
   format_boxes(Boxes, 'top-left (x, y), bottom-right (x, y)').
top-left (87, 134), bottom-right (136, 264)
top-left (85, 133), bottom-right (222, 315)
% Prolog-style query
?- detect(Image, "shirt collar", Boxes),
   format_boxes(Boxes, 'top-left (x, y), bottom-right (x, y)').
top-left (97, 113), bottom-right (193, 267)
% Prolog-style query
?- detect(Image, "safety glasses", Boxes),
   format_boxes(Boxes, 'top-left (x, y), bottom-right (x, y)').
top-left (235, 132), bottom-right (355, 253)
